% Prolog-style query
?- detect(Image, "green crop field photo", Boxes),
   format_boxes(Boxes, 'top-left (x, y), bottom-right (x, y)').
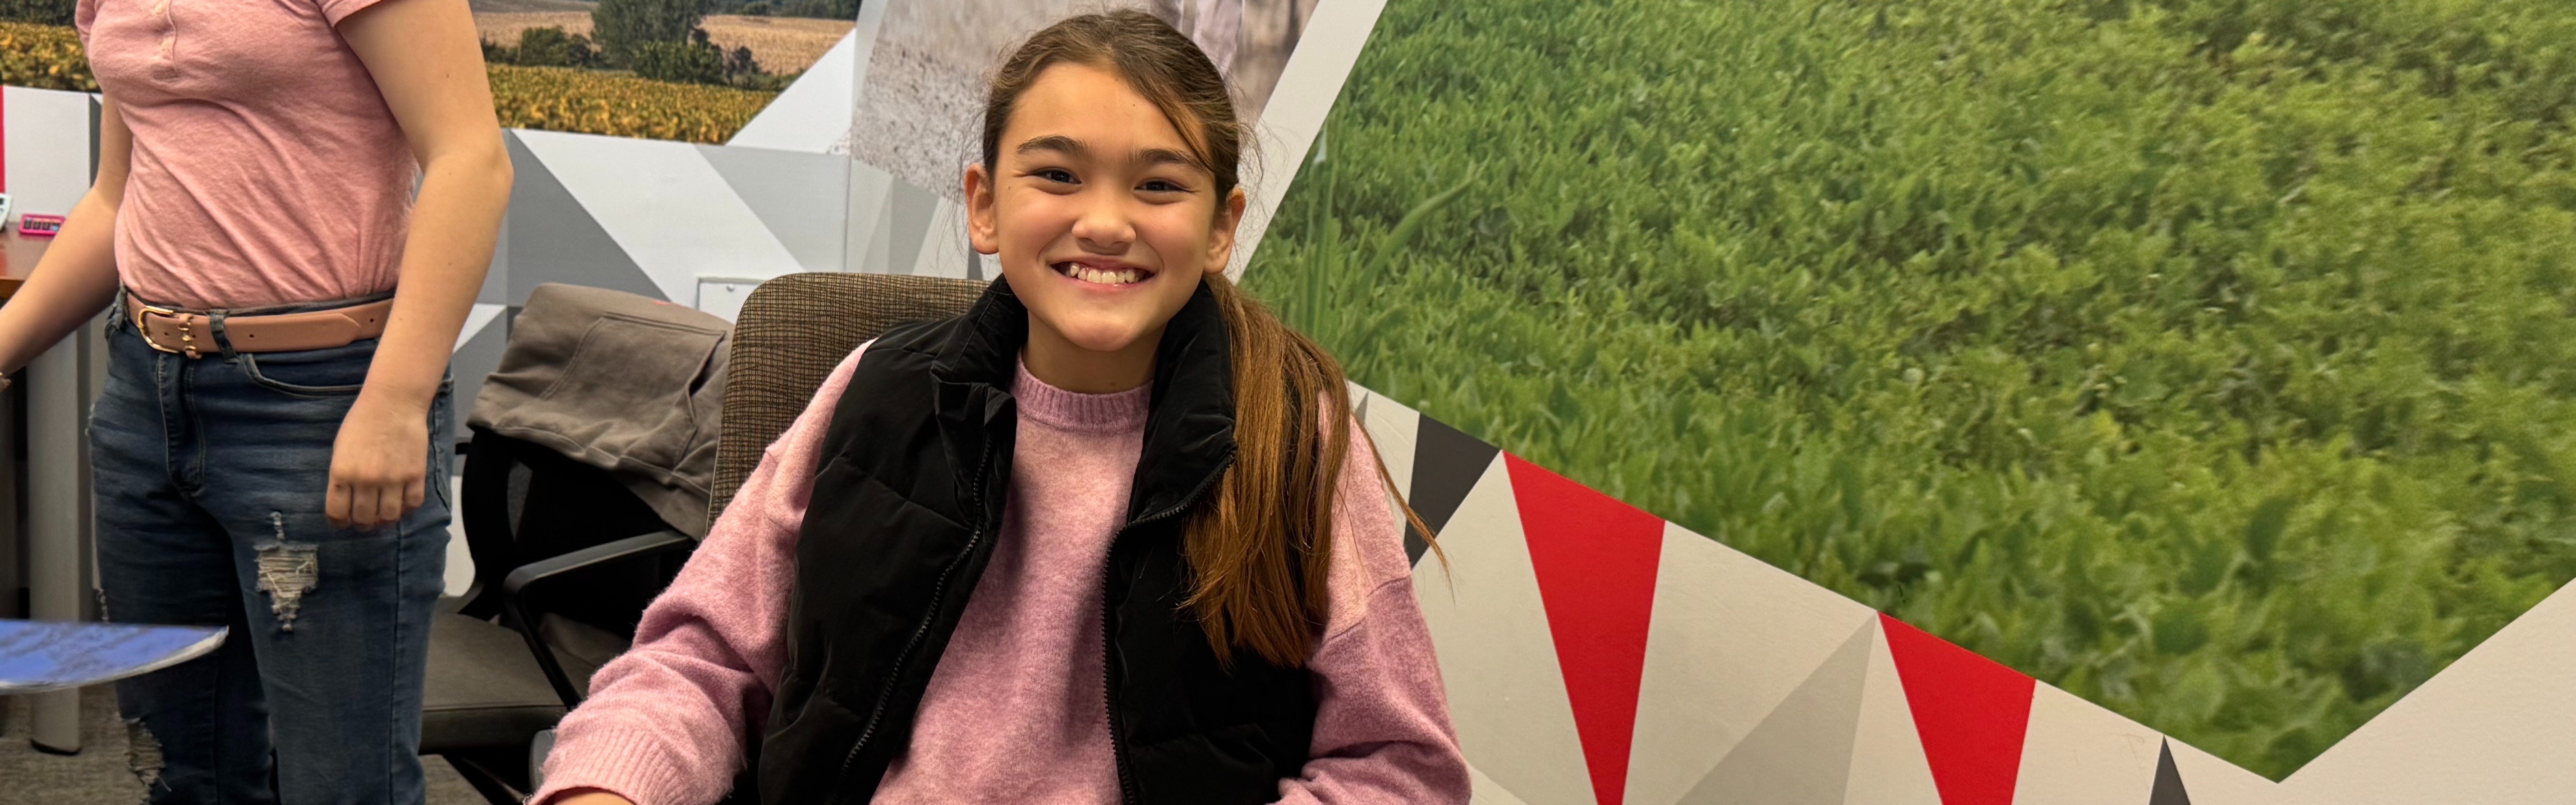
top-left (1247, 0), bottom-right (2576, 778)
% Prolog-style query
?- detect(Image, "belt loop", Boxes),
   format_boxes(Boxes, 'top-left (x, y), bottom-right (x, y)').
top-left (210, 308), bottom-right (238, 360)
top-left (111, 287), bottom-right (130, 328)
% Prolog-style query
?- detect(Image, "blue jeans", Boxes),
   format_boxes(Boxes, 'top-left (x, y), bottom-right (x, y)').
top-left (92, 294), bottom-right (453, 805)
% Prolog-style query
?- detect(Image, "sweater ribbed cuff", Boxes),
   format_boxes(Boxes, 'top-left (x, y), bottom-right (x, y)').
top-left (527, 727), bottom-right (712, 805)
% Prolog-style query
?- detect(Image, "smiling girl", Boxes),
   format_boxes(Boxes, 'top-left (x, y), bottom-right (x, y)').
top-left (532, 11), bottom-right (1470, 805)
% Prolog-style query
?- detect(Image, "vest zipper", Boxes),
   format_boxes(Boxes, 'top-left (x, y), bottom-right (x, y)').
top-left (1100, 460), bottom-right (1232, 805)
top-left (831, 441), bottom-right (999, 805)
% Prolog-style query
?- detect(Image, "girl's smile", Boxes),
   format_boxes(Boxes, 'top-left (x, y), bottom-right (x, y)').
top-left (1050, 256), bottom-right (1155, 287)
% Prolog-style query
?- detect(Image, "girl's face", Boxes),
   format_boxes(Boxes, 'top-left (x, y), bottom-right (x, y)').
top-left (967, 63), bottom-right (1246, 386)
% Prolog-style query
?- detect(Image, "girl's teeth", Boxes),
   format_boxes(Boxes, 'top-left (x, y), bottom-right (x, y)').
top-left (1068, 266), bottom-right (1141, 285)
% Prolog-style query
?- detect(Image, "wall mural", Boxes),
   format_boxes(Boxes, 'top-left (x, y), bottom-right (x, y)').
top-left (1245, 0), bottom-right (2576, 795)
top-left (8, 0), bottom-right (2576, 802)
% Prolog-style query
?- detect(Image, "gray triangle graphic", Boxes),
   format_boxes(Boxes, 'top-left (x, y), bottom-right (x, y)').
top-left (697, 143), bottom-right (848, 271)
top-left (90, 94), bottom-right (104, 180)
top-left (1407, 415), bottom-right (1499, 563)
top-left (1676, 619), bottom-right (1876, 805)
top-left (884, 179), bottom-right (941, 275)
top-left (448, 307), bottom-right (511, 442)
top-left (2149, 740), bottom-right (2191, 805)
top-left (504, 132), bottom-right (665, 302)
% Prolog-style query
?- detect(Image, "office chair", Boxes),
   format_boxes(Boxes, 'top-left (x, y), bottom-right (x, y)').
top-left (709, 272), bottom-right (987, 523)
top-left (687, 272), bottom-right (986, 803)
top-left (421, 426), bottom-right (696, 803)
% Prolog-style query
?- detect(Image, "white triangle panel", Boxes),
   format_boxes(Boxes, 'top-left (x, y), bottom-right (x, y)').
top-left (726, 31), bottom-right (860, 154)
top-left (1624, 524), bottom-right (1877, 805)
top-left (2169, 740), bottom-right (2306, 805)
top-left (2010, 684), bottom-right (2162, 805)
top-left (2, 87), bottom-right (97, 217)
top-left (1414, 453), bottom-right (1596, 805)
top-left (1470, 762), bottom-right (1536, 805)
top-left (1671, 620), bottom-right (1875, 805)
top-left (2286, 580), bottom-right (2576, 805)
top-left (1353, 386), bottom-right (1422, 501)
top-left (454, 303), bottom-right (507, 354)
top-left (513, 129), bottom-right (806, 304)
top-left (1842, 621), bottom-right (1943, 805)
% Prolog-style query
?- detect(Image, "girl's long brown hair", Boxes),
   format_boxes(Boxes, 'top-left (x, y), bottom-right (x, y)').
top-left (984, 11), bottom-right (1442, 667)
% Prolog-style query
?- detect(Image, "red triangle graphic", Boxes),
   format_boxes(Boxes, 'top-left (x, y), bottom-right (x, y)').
top-left (1507, 454), bottom-right (1665, 805)
top-left (1879, 614), bottom-right (2037, 805)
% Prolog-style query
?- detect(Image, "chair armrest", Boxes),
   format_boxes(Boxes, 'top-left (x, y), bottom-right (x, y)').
top-left (499, 529), bottom-right (697, 708)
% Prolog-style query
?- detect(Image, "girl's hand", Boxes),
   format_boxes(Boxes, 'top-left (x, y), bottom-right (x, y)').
top-left (327, 395), bottom-right (431, 530)
top-left (552, 791), bottom-right (639, 805)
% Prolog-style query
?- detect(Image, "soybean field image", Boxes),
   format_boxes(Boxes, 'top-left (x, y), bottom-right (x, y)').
top-left (1246, 0), bottom-right (2576, 779)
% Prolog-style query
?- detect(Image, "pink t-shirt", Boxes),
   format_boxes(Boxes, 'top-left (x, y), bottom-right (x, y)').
top-left (78, 0), bottom-right (414, 309)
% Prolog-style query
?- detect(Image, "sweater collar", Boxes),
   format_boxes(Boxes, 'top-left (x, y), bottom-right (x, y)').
top-left (1011, 358), bottom-right (1153, 433)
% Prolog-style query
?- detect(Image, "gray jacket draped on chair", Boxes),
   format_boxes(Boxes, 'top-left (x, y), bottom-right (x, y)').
top-left (468, 283), bottom-right (731, 538)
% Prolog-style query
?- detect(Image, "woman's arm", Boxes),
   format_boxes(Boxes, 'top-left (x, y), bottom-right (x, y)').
top-left (0, 92), bottom-right (134, 377)
top-left (329, 0), bottom-right (513, 530)
top-left (528, 343), bottom-right (877, 805)
top-left (1279, 417), bottom-right (1473, 804)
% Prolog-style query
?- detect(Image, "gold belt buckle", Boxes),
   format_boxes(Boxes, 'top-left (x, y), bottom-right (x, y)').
top-left (135, 303), bottom-right (204, 359)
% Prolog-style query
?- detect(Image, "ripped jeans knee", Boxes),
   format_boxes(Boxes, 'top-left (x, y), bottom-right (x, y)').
top-left (253, 514), bottom-right (321, 631)
top-left (124, 717), bottom-right (166, 792)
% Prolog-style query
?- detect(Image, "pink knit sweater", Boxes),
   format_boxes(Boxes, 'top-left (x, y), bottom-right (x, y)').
top-left (531, 343), bottom-right (1470, 805)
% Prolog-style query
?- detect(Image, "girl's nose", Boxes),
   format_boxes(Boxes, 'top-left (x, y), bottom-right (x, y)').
top-left (1069, 195), bottom-right (1136, 252)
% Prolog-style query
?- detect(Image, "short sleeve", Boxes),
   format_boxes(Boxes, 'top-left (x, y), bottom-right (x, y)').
top-left (317, 0), bottom-right (395, 27)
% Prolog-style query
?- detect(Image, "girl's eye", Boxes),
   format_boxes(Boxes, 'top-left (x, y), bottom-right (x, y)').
top-left (1138, 179), bottom-right (1185, 193)
top-left (1035, 169), bottom-right (1076, 184)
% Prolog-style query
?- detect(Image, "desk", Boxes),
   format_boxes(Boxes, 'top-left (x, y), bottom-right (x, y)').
top-left (0, 227), bottom-right (40, 296)
top-left (1, 229), bottom-right (102, 754)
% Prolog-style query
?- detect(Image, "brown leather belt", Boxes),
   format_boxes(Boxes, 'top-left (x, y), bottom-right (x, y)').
top-left (127, 295), bottom-right (394, 359)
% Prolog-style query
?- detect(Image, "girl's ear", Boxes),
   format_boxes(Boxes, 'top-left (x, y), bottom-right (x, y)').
top-left (966, 162), bottom-right (1002, 255)
top-left (1204, 186), bottom-right (1250, 275)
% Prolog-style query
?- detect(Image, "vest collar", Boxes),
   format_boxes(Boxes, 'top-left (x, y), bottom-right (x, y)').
top-left (931, 276), bottom-right (1237, 526)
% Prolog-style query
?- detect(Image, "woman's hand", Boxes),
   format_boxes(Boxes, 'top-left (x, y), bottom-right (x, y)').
top-left (552, 791), bottom-right (639, 805)
top-left (324, 0), bottom-right (514, 532)
top-left (327, 394), bottom-right (431, 530)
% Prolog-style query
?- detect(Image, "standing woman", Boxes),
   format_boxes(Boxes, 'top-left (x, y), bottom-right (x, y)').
top-left (0, 0), bottom-right (512, 800)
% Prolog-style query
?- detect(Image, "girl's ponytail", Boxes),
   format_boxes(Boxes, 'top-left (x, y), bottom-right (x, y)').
top-left (1188, 276), bottom-right (1442, 667)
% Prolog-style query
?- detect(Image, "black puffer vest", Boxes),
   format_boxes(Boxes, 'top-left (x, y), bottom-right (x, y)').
top-left (756, 278), bottom-right (1316, 804)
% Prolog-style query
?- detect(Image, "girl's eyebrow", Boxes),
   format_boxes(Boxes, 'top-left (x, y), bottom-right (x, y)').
top-left (1015, 135), bottom-right (1206, 174)
top-left (1017, 134), bottom-right (1090, 159)
top-left (1133, 147), bottom-right (1204, 172)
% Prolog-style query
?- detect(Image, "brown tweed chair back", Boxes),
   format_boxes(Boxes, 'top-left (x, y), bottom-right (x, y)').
top-left (709, 272), bottom-right (987, 529)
